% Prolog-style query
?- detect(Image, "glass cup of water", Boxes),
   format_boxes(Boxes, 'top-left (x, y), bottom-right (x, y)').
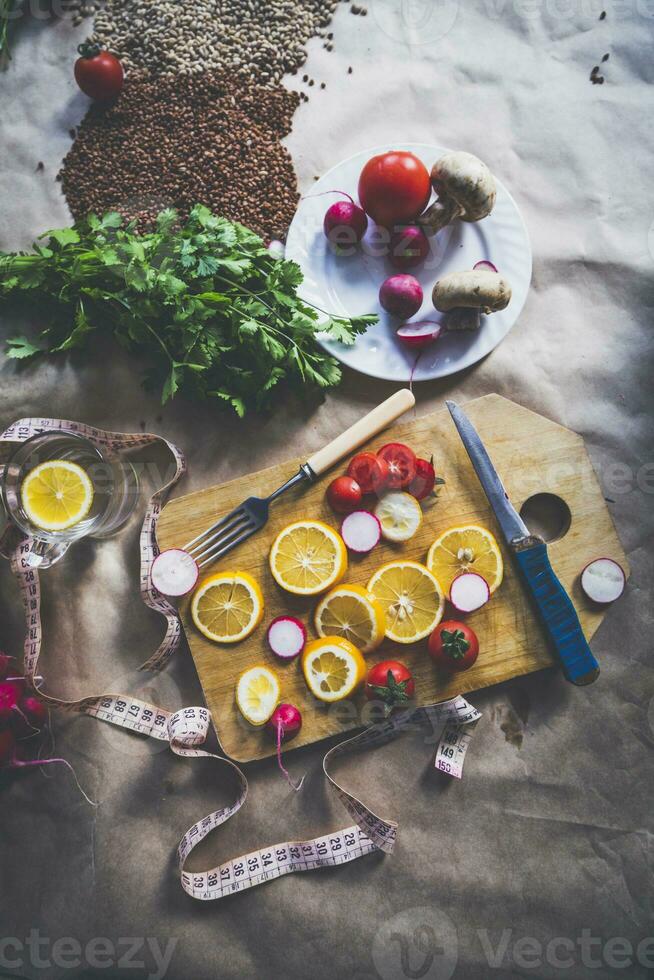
top-left (1, 431), bottom-right (140, 568)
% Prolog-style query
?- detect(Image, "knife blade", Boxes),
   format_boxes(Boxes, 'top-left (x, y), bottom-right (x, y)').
top-left (446, 400), bottom-right (599, 686)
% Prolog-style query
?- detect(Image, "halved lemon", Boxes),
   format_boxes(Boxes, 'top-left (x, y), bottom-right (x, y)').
top-left (191, 570), bottom-right (264, 643)
top-left (301, 636), bottom-right (366, 703)
top-left (314, 584), bottom-right (386, 654)
top-left (426, 524), bottom-right (503, 596)
top-left (20, 460), bottom-right (94, 531)
top-left (236, 665), bottom-right (280, 725)
top-left (367, 560), bottom-right (445, 644)
top-left (269, 519), bottom-right (347, 596)
top-left (375, 491), bottom-right (422, 542)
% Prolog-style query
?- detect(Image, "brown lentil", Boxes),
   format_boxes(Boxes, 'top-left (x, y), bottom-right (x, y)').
top-left (60, 73), bottom-right (300, 241)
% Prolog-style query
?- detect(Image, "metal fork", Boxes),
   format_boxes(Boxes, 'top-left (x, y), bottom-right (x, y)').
top-left (182, 389), bottom-right (415, 568)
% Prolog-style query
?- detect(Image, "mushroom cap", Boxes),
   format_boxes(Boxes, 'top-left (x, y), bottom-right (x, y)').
top-left (432, 269), bottom-right (512, 313)
top-left (430, 151), bottom-right (497, 222)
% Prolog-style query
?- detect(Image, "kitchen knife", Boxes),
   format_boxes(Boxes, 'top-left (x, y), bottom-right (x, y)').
top-left (446, 400), bottom-right (599, 686)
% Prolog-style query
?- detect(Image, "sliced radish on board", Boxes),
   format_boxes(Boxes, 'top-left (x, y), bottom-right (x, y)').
top-left (449, 572), bottom-right (490, 613)
top-left (396, 321), bottom-right (443, 348)
top-left (473, 260), bottom-right (498, 273)
top-left (151, 549), bottom-right (199, 597)
top-left (267, 616), bottom-right (307, 660)
top-left (580, 558), bottom-right (626, 604)
top-left (341, 510), bottom-right (381, 554)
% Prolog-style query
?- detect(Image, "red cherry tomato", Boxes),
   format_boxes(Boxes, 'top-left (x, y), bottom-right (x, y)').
top-left (346, 452), bottom-right (390, 495)
top-left (358, 151), bottom-right (432, 229)
top-left (429, 620), bottom-right (479, 671)
top-left (409, 457), bottom-right (436, 501)
top-left (376, 443), bottom-right (417, 489)
top-left (365, 660), bottom-right (415, 713)
top-left (74, 43), bottom-right (124, 101)
top-left (326, 476), bottom-right (362, 514)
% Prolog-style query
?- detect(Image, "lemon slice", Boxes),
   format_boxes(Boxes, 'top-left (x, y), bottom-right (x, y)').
top-left (191, 570), bottom-right (264, 643)
top-left (20, 460), bottom-right (94, 532)
top-left (269, 519), bottom-right (347, 596)
top-left (367, 560), bottom-right (445, 644)
top-left (301, 636), bottom-right (366, 703)
top-left (314, 584), bottom-right (386, 654)
top-left (375, 491), bottom-right (422, 542)
top-left (426, 524), bottom-right (504, 596)
top-left (236, 665), bottom-right (280, 725)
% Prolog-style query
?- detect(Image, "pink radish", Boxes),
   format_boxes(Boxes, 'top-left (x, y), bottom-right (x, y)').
top-left (12, 696), bottom-right (48, 737)
top-left (323, 193), bottom-right (368, 247)
top-left (396, 321), bottom-right (443, 348)
top-left (267, 703), bottom-right (304, 792)
top-left (449, 572), bottom-right (490, 613)
top-left (267, 239), bottom-right (285, 259)
top-left (341, 510), bottom-right (381, 554)
top-left (379, 274), bottom-right (423, 318)
top-left (151, 548), bottom-right (199, 597)
top-left (267, 616), bottom-right (307, 660)
top-left (580, 558), bottom-right (626, 604)
top-left (390, 225), bottom-right (430, 270)
top-left (473, 260), bottom-right (498, 273)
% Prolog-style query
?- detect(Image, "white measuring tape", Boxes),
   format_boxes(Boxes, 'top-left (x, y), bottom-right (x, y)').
top-left (0, 417), bottom-right (481, 901)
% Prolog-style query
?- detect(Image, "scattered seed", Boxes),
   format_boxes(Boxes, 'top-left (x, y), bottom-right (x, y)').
top-left (35, 161), bottom-right (44, 172)
top-left (602, 52), bottom-right (609, 61)
top-left (599, 10), bottom-right (606, 19)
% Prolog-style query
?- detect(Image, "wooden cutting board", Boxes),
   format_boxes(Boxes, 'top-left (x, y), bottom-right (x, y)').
top-left (157, 394), bottom-right (628, 762)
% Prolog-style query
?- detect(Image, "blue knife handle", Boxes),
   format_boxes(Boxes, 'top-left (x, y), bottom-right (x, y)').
top-left (513, 538), bottom-right (599, 686)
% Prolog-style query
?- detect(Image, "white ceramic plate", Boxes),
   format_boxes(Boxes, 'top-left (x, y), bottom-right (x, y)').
top-left (285, 143), bottom-right (532, 382)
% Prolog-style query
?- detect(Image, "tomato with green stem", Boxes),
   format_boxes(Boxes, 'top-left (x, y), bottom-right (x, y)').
top-left (429, 621), bottom-right (479, 671)
top-left (365, 661), bottom-right (415, 715)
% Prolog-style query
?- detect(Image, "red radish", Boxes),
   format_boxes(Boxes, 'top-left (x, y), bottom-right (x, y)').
top-left (0, 653), bottom-right (13, 681)
top-left (379, 274), bottom-right (423, 318)
top-left (324, 194), bottom-right (368, 248)
top-left (473, 260), bottom-right (498, 272)
top-left (267, 703), bottom-right (304, 792)
top-left (396, 321), bottom-right (443, 348)
top-left (390, 225), bottom-right (430, 270)
top-left (151, 549), bottom-right (199, 597)
top-left (16, 696), bottom-right (48, 730)
top-left (0, 729), bottom-right (15, 765)
top-left (0, 682), bottom-right (19, 728)
top-left (341, 510), bottom-right (381, 554)
top-left (580, 558), bottom-right (626, 604)
top-left (449, 572), bottom-right (490, 613)
top-left (267, 616), bottom-right (307, 660)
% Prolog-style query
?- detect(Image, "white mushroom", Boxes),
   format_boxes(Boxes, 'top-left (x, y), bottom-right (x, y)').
top-left (419, 151), bottom-right (496, 236)
top-left (432, 268), bottom-right (511, 330)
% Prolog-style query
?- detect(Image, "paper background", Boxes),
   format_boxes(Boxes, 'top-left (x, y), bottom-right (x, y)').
top-left (1, 2), bottom-right (653, 978)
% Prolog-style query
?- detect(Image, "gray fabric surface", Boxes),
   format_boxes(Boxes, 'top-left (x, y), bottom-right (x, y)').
top-left (1, 2), bottom-right (653, 979)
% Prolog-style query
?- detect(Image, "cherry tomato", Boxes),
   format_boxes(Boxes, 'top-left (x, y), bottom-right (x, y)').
top-left (365, 660), bottom-right (415, 714)
top-left (409, 457), bottom-right (436, 501)
top-left (429, 620), bottom-right (479, 671)
top-left (346, 452), bottom-right (390, 495)
top-left (326, 476), bottom-right (362, 514)
top-left (358, 151), bottom-right (431, 229)
top-left (74, 43), bottom-right (124, 101)
top-left (376, 442), bottom-right (417, 490)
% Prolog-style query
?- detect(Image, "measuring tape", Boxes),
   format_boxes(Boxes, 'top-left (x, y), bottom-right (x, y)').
top-left (0, 417), bottom-right (481, 901)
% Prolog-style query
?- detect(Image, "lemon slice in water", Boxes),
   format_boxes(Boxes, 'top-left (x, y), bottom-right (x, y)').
top-left (21, 460), bottom-right (94, 532)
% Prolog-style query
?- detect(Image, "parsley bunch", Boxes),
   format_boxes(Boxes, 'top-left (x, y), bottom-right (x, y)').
top-left (0, 206), bottom-right (376, 415)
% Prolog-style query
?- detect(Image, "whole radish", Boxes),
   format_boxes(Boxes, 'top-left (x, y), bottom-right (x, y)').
top-left (379, 274), bottom-right (423, 318)
top-left (267, 703), bottom-right (303, 741)
top-left (15, 696), bottom-right (48, 734)
top-left (324, 194), bottom-right (368, 250)
top-left (390, 225), bottom-right (430, 270)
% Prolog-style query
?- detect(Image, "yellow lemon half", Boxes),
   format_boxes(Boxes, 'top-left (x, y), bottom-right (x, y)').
top-left (367, 560), bottom-right (445, 644)
top-left (427, 524), bottom-right (503, 596)
top-left (314, 584), bottom-right (386, 654)
top-left (191, 570), bottom-right (264, 643)
top-left (236, 665), bottom-right (280, 725)
top-left (21, 460), bottom-right (94, 531)
top-left (301, 636), bottom-right (366, 703)
top-left (269, 519), bottom-right (347, 596)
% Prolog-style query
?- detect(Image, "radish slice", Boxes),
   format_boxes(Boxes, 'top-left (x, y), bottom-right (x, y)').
top-left (151, 549), bottom-right (199, 597)
top-left (581, 558), bottom-right (626, 604)
top-left (450, 572), bottom-right (490, 613)
top-left (267, 616), bottom-right (307, 660)
top-left (341, 510), bottom-right (381, 554)
top-left (396, 321), bottom-right (443, 348)
top-left (473, 260), bottom-right (498, 273)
